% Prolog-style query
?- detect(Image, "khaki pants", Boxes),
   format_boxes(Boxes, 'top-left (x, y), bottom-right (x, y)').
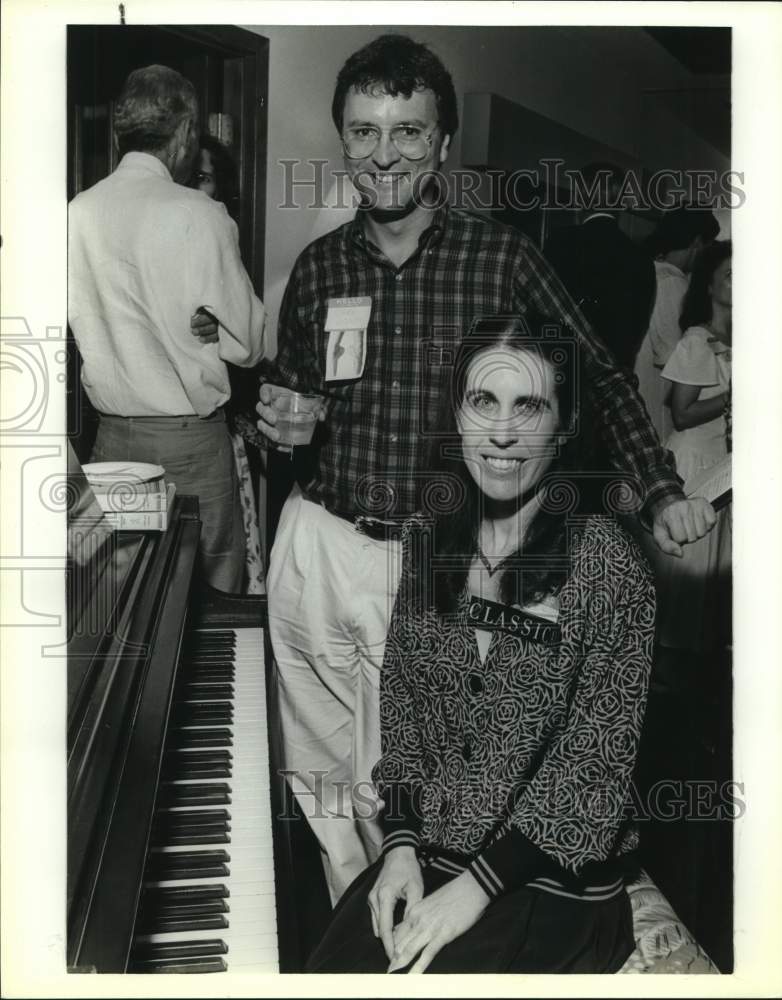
top-left (267, 487), bottom-right (403, 903)
top-left (91, 410), bottom-right (244, 592)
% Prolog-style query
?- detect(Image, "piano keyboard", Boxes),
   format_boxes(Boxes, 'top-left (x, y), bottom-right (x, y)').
top-left (129, 627), bottom-right (278, 973)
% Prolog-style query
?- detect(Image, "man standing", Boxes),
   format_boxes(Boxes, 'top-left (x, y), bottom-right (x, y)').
top-left (69, 65), bottom-right (266, 592)
top-left (543, 162), bottom-right (656, 370)
top-left (257, 35), bottom-right (715, 902)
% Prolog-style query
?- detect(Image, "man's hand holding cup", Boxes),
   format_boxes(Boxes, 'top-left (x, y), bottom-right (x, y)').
top-left (256, 383), bottom-right (325, 453)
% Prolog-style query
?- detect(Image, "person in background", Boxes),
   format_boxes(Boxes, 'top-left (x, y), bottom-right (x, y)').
top-left (634, 206), bottom-right (720, 441)
top-left (68, 65), bottom-right (266, 592)
top-left (191, 134), bottom-right (265, 593)
top-left (254, 34), bottom-right (715, 905)
top-left (543, 162), bottom-right (656, 370)
top-left (653, 241), bottom-right (732, 672)
top-left (192, 133), bottom-right (240, 217)
top-left (306, 316), bottom-right (654, 973)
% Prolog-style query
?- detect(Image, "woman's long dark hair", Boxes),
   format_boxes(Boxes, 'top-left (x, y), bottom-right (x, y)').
top-left (416, 314), bottom-right (595, 615)
top-left (679, 240), bottom-right (732, 332)
top-left (195, 133), bottom-right (240, 221)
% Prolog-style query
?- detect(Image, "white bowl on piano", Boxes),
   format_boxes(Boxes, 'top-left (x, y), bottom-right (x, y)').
top-left (83, 461), bottom-right (165, 486)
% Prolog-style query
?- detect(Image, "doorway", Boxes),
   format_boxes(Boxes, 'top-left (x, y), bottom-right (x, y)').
top-left (66, 24), bottom-right (268, 460)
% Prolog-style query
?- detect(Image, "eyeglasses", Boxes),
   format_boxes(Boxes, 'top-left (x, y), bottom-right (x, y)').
top-left (341, 123), bottom-right (438, 161)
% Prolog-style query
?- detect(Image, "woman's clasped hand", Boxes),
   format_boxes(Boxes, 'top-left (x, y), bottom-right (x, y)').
top-left (370, 850), bottom-right (490, 973)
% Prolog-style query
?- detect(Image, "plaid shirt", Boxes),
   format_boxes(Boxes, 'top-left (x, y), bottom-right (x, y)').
top-left (273, 204), bottom-right (682, 518)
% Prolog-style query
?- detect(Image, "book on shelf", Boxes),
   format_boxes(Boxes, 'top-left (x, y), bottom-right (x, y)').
top-left (101, 483), bottom-right (177, 531)
top-left (684, 455), bottom-right (731, 511)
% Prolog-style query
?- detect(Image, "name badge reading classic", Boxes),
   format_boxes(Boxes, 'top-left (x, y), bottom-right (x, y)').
top-left (467, 596), bottom-right (561, 646)
top-left (324, 296), bottom-right (371, 382)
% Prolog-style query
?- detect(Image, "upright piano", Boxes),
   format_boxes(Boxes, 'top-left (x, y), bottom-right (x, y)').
top-left (66, 488), bottom-right (303, 973)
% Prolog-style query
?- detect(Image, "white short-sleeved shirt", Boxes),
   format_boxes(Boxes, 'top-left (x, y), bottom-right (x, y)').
top-left (662, 324), bottom-right (730, 482)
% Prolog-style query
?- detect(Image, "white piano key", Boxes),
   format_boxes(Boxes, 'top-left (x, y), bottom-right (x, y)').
top-left (138, 626), bottom-right (281, 973)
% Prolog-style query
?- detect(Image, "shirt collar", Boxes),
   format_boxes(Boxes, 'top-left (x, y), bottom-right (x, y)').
top-left (117, 151), bottom-right (173, 181)
top-left (655, 259), bottom-right (687, 280)
top-left (349, 200), bottom-right (449, 254)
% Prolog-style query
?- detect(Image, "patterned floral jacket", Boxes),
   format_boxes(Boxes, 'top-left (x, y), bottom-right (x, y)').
top-left (372, 515), bottom-right (655, 900)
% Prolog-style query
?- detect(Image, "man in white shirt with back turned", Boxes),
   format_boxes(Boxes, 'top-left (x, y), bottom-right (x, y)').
top-left (69, 64), bottom-right (266, 591)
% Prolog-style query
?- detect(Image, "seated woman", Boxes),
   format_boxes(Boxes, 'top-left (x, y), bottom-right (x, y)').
top-left (306, 314), bottom-right (656, 974)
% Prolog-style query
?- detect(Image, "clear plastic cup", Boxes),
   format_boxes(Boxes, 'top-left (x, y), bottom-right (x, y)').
top-left (272, 390), bottom-right (323, 448)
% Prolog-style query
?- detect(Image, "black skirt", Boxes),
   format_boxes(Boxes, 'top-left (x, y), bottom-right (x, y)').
top-left (306, 854), bottom-right (634, 974)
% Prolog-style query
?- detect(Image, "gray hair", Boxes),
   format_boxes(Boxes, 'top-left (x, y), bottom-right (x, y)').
top-left (114, 64), bottom-right (198, 155)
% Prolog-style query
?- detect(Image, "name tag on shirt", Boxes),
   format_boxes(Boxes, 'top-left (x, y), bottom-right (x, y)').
top-left (324, 297), bottom-right (371, 382)
top-left (467, 596), bottom-right (561, 646)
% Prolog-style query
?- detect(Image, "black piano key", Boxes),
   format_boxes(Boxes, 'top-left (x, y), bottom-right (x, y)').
top-left (181, 683), bottom-right (235, 700)
top-left (128, 954), bottom-right (228, 973)
top-left (182, 639), bottom-right (234, 648)
top-left (136, 908), bottom-right (229, 935)
top-left (178, 698), bottom-right (234, 712)
top-left (177, 682), bottom-right (235, 692)
top-left (185, 640), bottom-right (234, 647)
top-left (151, 823), bottom-right (229, 843)
top-left (153, 806), bottom-right (230, 825)
top-left (173, 704), bottom-right (233, 725)
top-left (153, 815), bottom-right (230, 832)
top-left (179, 657), bottom-right (234, 668)
top-left (154, 848), bottom-right (229, 862)
top-left (180, 657), bottom-right (235, 668)
top-left (140, 899), bottom-right (229, 921)
top-left (182, 654), bottom-right (235, 665)
top-left (163, 750), bottom-right (233, 766)
top-left (162, 761), bottom-right (232, 780)
top-left (146, 864), bottom-right (230, 882)
top-left (138, 913), bottom-right (230, 935)
top-left (131, 938), bottom-right (228, 961)
top-left (179, 671), bottom-right (233, 682)
top-left (156, 783), bottom-right (231, 808)
top-left (175, 699), bottom-right (234, 717)
top-left (146, 863), bottom-right (230, 881)
top-left (154, 831), bottom-right (230, 846)
top-left (163, 746), bottom-right (233, 762)
top-left (180, 663), bottom-right (234, 674)
top-left (141, 884), bottom-right (229, 905)
top-left (152, 811), bottom-right (230, 830)
top-left (154, 803), bottom-right (230, 816)
top-left (172, 715), bottom-right (234, 733)
top-left (168, 727), bottom-right (233, 749)
top-left (178, 673), bottom-right (235, 686)
top-left (176, 679), bottom-right (234, 691)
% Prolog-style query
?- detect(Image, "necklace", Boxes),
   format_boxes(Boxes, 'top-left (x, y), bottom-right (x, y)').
top-left (476, 543), bottom-right (505, 577)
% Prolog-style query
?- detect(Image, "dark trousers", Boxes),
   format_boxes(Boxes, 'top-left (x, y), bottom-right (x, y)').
top-left (305, 856), bottom-right (634, 974)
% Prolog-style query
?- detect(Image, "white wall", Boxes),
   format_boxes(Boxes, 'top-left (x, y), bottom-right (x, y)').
top-left (244, 25), bottom-right (729, 353)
